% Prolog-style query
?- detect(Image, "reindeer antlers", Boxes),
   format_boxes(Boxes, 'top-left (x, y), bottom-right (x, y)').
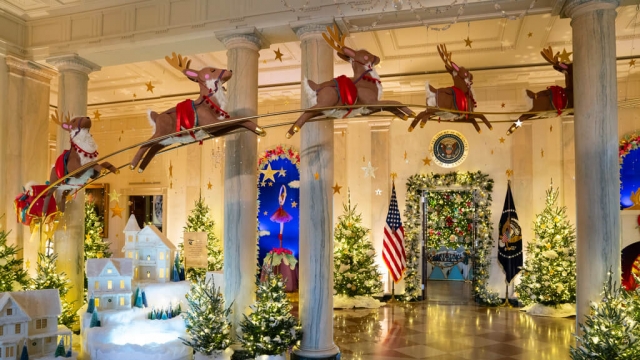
top-left (165, 52), bottom-right (192, 73)
top-left (50, 111), bottom-right (71, 127)
top-left (437, 44), bottom-right (454, 73)
top-left (322, 24), bottom-right (347, 56)
top-left (541, 46), bottom-right (559, 66)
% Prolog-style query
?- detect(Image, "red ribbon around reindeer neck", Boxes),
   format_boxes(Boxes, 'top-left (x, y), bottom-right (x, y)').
top-left (71, 142), bottom-right (98, 158)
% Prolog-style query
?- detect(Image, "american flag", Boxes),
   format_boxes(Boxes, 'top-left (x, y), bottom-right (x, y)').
top-left (382, 183), bottom-right (406, 283)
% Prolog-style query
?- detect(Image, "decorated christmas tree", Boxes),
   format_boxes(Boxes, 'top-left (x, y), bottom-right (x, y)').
top-left (239, 270), bottom-right (302, 357)
top-left (84, 201), bottom-right (111, 260)
top-left (515, 188), bottom-right (576, 306)
top-left (333, 199), bottom-right (382, 298)
top-left (54, 339), bottom-right (66, 357)
top-left (0, 226), bottom-right (29, 291)
top-left (180, 277), bottom-right (232, 356)
top-left (30, 253), bottom-right (78, 329)
top-left (181, 196), bottom-right (223, 279)
top-left (571, 271), bottom-right (640, 360)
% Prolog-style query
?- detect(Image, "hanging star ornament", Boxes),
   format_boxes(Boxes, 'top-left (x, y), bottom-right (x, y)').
top-left (93, 109), bottom-right (101, 121)
top-left (314, 172), bottom-right (320, 180)
top-left (207, 181), bottom-right (213, 190)
top-left (274, 48), bottom-right (284, 62)
top-left (464, 36), bottom-right (473, 48)
top-left (145, 81), bottom-right (155, 93)
top-left (169, 161), bottom-right (173, 177)
top-left (332, 183), bottom-right (342, 194)
top-left (515, 119), bottom-right (523, 128)
top-left (291, 201), bottom-right (298, 208)
top-left (422, 156), bottom-right (432, 166)
top-left (630, 59), bottom-right (636, 68)
top-left (558, 48), bottom-right (573, 63)
top-left (133, 93), bottom-right (137, 99)
top-left (527, 32), bottom-right (533, 38)
top-left (499, 137), bottom-right (506, 143)
top-left (108, 189), bottom-right (121, 203)
top-left (506, 169), bottom-right (514, 178)
top-left (501, 103), bottom-right (505, 108)
top-left (375, 189), bottom-right (382, 196)
top-left (111, 203), bottom-right (123, 218)
top-left (361, 162), bottom-right (378, 178)
top-left (260, 164), bottom-right (278, 183)
top-left (550, 125), bottom-right (553, 132)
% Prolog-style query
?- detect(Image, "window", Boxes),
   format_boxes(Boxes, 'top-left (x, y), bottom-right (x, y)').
top-left (94, 281), bottom-right (100, 290)
top-left (15, 324), bottom-right (20, 334)
top-left (6, 346), bottom-right (14, 357)
top-left (166, 268), bottom-right (169, 278)
top-left (36, 319), bottom-right (48, 329)
top-left (146, 255), bottom-right (150, 260)
top-left (120, 280), bottom-right (125, 289)
top-left (135, 252), bottom-right (138, 260)
top-left (146, 271), bottom-right (150, 278)
top-left (159, 252), bottom-right (164, 260)
top-left (6, 308), bottom-right (12, 316)
top-left (119, 297), bottom-right (125, 306)
top-left (107, 280), bottom-right (113, 290)
top-left (95, 298), bottom-right (100, 307)
top-left (42, 319), bottom-right (47, 328)
top-left (46, 337), bottom-right (52, 344)
top-left (0, 326), bottom-right (3, 336)
top-left (107, 268), bottom-right (112, 274)
top-left (128, 235), bottom-right (133, 242)
top-left (135, 267), bottom-right (138, 278)
top-left (128, 251), bottom-right (133, 259)
top-left (159, 268), bottom-right (164, 278)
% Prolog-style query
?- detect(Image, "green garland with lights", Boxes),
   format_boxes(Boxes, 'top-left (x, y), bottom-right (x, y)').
top-left (403, 171), bottom-right (500, 305)
top-left (426, 191), bottom-right (475, 249)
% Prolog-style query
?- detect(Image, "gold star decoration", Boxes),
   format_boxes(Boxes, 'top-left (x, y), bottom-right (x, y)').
top-left (550, 125), bottom-right (553, 132)
top-left (332, 182), bottom-right (342, 194)
top-left (264, 211), bottom-right (268, 215)
top-left (422, 156), bottom-right (432, 166)
top-left (291, 201), bottom-right (298, 208)
top-left (314, 172), bottom-right (320, 180)
top-left (66, 194), bottom-right (74, 203)
top-left (541, 148), bottom-right (545, 158)
top-left (169, 161), bottom-right (173, 177)
top-left (111, 203), bottom-right (123, 218)
top-left (464, 36), bottom-right (473, 48)
top-left (527, 32), bottom-right (533, 38)
top-left (93, 109), bottom-right (101, 121)
top-left (86, 234), bottom-right (91, 241)
top-left (25, 259), bottom-right (30, 269)
top-left (501, 103), bottom-right (505, 108)
top-left (268, 181), bottom-right (273, 186)
top-left (274, 48), bottom-right (284, 62)
top-left (403, 151), bottom-right (407, 160)
top-left (278, 168), bottom-right (287, 177)
top-left (133, 93), bottom-right (137, 99)
top-left (630, 59), bottom-right (636, 68)
top-left (390, 172), bottom-right (398, 182)
top-left (260, 164), bottom-right (278, 183)
top-left (260, 182), bottom-right (266, 187)
top-left (362, 156), bottom-right (366, 162)
top-left (499, 137), bottom-right (506, 143)
top-left (108, 189), bottom-right (121, 203)
top-left (557, 48), bottom-right (572, 63)
top-left (506, 169), bottom-right (514, 178)
top-left (207, 181), bottom-right (213, 190)
top-left (145, 81), bottom-right (155, 93)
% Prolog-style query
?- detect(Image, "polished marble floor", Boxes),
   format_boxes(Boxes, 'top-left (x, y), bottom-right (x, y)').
top-left (331, 282), bottom-right (575, 360)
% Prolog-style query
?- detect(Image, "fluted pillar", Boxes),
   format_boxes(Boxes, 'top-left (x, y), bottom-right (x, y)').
top-left (216, 28), bottom-right (264, 339)
top-left (560, 0), bottom-right (620, 329)
top-left (292, 22), bottom-right (340, 360)
top-left (47, 54), bottom-right (100, 313)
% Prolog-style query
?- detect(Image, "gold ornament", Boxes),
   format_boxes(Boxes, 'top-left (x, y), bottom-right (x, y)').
top-left (332, 183), bottom-right (342, 194)
top-left (274, 48), bottom-right (284, 62)
top-left (557, 48), bottom-right (572, 63)
top-left (499, 137), bottom-right (506, 144)
top-left (93, 110), bottom-right (101, 121)
top-left (111, 203), bottom-right (123, 218)
top-left (146, 81), bottom-right (155, 93)
top-left (464, 36), bottom-right (473, 48)
top-left (422, 156), bottom-right (432, 166)
top-left (207, 181), bottom-right (213, 190)
top-left (260, 164), bottom-right (278, 183)
top-left (291, 201), bottom-right (298, 208)
top-left (108, 189), bottom-right (121, 203)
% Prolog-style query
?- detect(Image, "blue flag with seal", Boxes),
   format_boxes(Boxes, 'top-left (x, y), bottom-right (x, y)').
top-left (498, 182), bottom-right (523, 283)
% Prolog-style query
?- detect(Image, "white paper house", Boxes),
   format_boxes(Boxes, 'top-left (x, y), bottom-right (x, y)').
top-left (0, 289), bottom-right (72, 359)
top-left (122, 215), bottom-right (176, 282)
top-left (86, 258), bottom-right (133, 311)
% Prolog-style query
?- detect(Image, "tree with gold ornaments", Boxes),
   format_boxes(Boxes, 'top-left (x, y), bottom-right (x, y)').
top-left (180, 196), bottom-right (223, 279)
top-left (85, 201), bottom-right (111, 260)
top-left (30, 253), bottom-right (78, 329)
top-left (0, 225), bottom-right (29, 292)
top-left (333, 199), bottom-right (382, 298)
top-left (515, 188), bottom-right (576, 306)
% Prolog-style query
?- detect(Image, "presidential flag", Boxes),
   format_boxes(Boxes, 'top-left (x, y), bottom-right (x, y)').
top-left (382, 183), bottom-right (407, 283)
top-left (498, 182), bottom-right (523, 284)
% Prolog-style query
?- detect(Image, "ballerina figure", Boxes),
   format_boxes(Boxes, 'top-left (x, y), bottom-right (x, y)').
top-left (270, 185), bottom-right (293, 248)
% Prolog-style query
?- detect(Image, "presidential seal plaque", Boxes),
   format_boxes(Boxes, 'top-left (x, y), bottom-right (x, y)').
top-left (430, 130), bottom-right (469, 168)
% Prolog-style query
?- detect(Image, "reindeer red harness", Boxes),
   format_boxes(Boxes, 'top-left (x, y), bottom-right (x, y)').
top-left (316, 68), bottom-right (381, 118)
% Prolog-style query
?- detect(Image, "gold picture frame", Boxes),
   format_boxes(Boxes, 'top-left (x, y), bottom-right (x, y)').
top-left (85, 183), bottom-right (110, 238)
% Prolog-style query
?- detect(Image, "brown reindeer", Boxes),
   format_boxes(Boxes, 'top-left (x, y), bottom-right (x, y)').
top-left (130, 53), bottom-right (266, 172)
top-left (46, 111), bottom-right (118, 212)
top-left (285, 25), bottom-right (414, 138)
top-left (507, 46), bottom-right (573, 135)
top-left (410, 44), bottom-right (492, 133)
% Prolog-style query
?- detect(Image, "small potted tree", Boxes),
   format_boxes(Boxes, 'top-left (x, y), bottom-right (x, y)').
top-left (240, 269), bottom-right (302, 360)
top-left (180, 277), bottom-right (233, 360)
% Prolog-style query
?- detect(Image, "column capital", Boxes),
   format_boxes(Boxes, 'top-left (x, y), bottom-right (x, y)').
top-left (5, 55), bottom-right (57, 83)
top-left (216, 27), bottom-right (269, 51)
top-left (291, 18), bottom-right (339, 41)
top-left (559, 0), bottom-right (618, 19)
top-left (368, 119), bottom-right (392, 131)
top-left (46, 54), bottom-right (101, 74)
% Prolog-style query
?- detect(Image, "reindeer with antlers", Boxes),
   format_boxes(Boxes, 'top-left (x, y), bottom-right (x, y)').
top-left (45, 112), bottom-right (118, 211)
top-left (130, 53), bottom-right (267, 172)
top-left (410, 44), bottom-right (492, 133)
top-left (285, 25), bottom-right (414, 138)
top-left (507, 46), bottom-right (573, 135)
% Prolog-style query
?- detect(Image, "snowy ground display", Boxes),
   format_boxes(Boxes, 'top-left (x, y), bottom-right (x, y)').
top-left (81, 281), bottom-right (192, 360)
top-left (333, 295), bottom-right (384, 309)
top-left (520, 303), bottom-right (576, 317)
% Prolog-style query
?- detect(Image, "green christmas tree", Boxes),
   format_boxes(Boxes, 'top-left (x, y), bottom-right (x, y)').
top-left (84, 201), bottom-right (111, 260)
top-left (239, 270), bottom-right (302, 356)
top-left (515, 188), bottom-right (576, 306)
top-left (30, 253), bottom-right (78, 329)
top-left (570, 271), bottom-right (640, 360)
top-left (180, 196), bottom-right (223, 279)
top-left (180, 277), bottom-right (232, 355)
top-left (0, 226), bottom-right (29, 291)
top-left (89, 310), bottom-right (100, 328)
top-left (333, 200), bottom-right (382, 297)
top-left (54, 339), bottom-right (66, 357)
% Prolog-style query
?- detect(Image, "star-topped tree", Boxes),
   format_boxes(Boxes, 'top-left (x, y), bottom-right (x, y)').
top-left (180, 195), bottom-right (223, 280)
top-left (85, 201), bottom-right (111, 260)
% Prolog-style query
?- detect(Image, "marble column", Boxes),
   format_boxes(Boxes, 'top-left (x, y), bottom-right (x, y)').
top-left (47, 55), bottom-right (100, 312)
top-left (292, 22), bottom-right (340, 360)
top-left (561, 0), bottom-right (620, 328)
top-left (0, 56), bottom-right (55, 271)
top-left (215, 28), bottom-right (264, 338)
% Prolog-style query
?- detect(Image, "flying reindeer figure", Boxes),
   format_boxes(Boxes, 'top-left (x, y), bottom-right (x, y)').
top-left (285, 25), bottom-right (414, 138)
top-left (130, 53), bottom-right (267, 172)
top-left (507, 46), bottom-right (573, 135)
top-left (47, 111), bottom-right (118, 211)
top-left (410, 44), bottom-right (492, 133)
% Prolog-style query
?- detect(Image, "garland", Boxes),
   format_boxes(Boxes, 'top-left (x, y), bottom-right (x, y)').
top-left (258, 144), bottom-right (300, 171)
top-left (403, 171), bottom-right (501, 305)
top-left (619, 132), bottom-right (640, 164)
